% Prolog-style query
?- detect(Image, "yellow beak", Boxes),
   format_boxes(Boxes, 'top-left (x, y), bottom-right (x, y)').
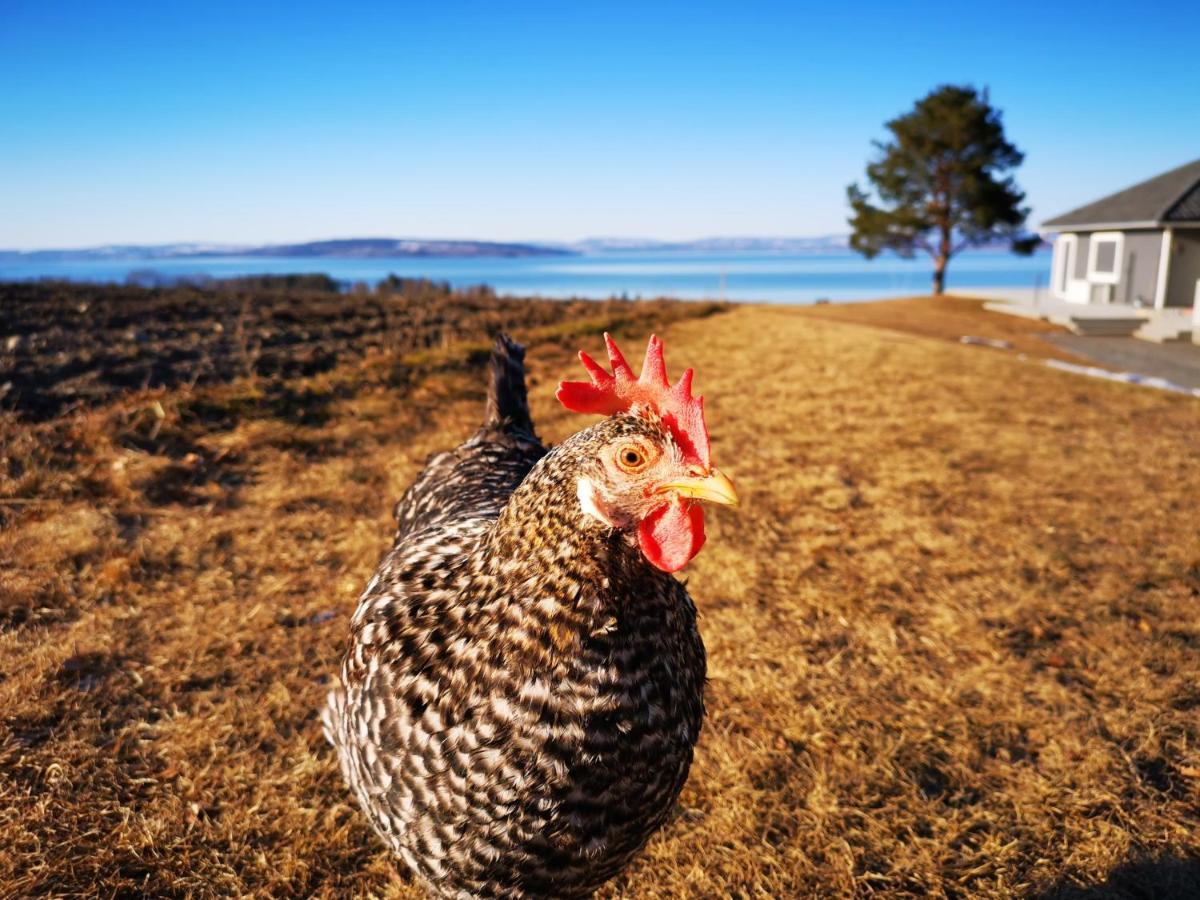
top-left (656, 468), bottom-right (740, 507)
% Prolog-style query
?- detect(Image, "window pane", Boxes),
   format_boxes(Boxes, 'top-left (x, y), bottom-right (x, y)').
top-left (1094, 240), bottom-right (1117, 274)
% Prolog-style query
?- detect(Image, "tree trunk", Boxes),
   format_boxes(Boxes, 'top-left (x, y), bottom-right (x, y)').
top-left (932, 221), bottom-right (952, 295)
top-left (932, 255), bottom-right (947, 295)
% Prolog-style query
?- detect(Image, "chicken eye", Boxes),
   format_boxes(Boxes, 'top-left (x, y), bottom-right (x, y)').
top-left (617, 445), bottom-right (648, 471)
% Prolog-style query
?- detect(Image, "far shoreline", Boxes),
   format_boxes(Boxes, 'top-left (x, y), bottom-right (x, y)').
top-left (0, 246), bottom-right (1052, 305)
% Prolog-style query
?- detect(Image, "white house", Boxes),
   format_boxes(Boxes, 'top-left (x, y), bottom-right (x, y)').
top-left (1041, 158), bottom-right (1200, 311)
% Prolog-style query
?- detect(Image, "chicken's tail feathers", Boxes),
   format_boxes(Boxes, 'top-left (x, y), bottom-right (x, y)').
top-left (484, 333), bottom-right (536, 438)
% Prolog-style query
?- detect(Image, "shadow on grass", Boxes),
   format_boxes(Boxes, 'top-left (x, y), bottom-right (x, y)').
top-left (1039, 856), bottom-right (1200, 899)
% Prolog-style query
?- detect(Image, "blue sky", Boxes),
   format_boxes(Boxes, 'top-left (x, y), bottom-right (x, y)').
top-left (2, 0), bottom-right (1198, 249)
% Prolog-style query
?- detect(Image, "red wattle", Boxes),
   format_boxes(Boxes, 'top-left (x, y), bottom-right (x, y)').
top-left (637, 498), bottom-right (706, 573)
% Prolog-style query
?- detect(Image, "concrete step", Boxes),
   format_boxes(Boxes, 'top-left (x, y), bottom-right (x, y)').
top-left (1067, 316), bottom-right (1146, 337)
top-left (1135, 315), bottom-right (1194, 343)
top-left (1136, 328), bottom-right (1193, 344)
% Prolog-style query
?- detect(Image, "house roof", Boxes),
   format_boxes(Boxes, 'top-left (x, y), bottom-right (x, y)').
top-left (1041, 158), bottom-right (1200, 230)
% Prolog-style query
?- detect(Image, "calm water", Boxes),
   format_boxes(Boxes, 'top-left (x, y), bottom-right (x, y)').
top-left (0, 248), bottom-right (1050, 303)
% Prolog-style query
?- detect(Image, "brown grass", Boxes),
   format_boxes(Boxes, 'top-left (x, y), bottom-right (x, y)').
top-left (2, 294), bottom-right (1198, 898)
top-left (795, 294), bottom-right (1097, 366)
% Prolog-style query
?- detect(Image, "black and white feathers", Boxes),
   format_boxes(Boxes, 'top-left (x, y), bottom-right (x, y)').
top-left (324, 335), bottom-right (706, 899)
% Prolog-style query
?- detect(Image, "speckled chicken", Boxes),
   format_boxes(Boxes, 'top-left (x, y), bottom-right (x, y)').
top-left (324, 333), bottom-right (737, 899)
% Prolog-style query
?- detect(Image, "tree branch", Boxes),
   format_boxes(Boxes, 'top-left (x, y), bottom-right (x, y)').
top-left (913, 235), bottom-right (936, 257)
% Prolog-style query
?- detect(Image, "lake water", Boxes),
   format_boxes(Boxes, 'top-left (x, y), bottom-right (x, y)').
top-left (0, 248), bottom-right (1051, 303)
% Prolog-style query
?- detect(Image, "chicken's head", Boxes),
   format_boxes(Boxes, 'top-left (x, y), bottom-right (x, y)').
top-left (557, 334), bottom-right (738, 573)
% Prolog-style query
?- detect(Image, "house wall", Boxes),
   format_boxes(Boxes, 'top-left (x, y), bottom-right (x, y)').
top-left (1051, 228), bottom-right (1163, 306)
top-left (1122, 230), bottom-right (1162, 306)
top-left (1165, 231), bottom-right (1200, 308)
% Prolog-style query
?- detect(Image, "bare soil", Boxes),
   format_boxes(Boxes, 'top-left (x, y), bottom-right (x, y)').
top-left (0, 278), bottom-right (717, 421)
top-left (1, 289), bottom-right (1197, 898)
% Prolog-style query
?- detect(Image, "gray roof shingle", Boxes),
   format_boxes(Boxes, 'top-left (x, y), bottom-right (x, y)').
top-left (1042, 158), bottom-right (1200, 229)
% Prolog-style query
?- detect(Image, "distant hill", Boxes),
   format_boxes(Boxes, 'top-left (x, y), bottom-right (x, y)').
top-left (1, 234), bottom-right (1045, 262)
top-left (570, 235), bottom-right (852, 253)
top-left (236, 239), bottom-right (574, 258)
top-left (567, 235), bottom-right (1045, 253)
top-left (0, 238), bottom-right (574, 262)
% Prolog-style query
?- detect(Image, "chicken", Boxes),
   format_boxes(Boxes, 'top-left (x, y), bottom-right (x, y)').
top-left (323, 332), bottom-right (738, 899)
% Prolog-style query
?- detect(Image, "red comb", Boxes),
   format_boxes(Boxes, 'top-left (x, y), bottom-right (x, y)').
top-left (556, 333), bottom-right (711, 469)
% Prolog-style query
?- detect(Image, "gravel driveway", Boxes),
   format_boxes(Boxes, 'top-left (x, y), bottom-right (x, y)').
top-left (1045, 334), bottom-right (1200, 389)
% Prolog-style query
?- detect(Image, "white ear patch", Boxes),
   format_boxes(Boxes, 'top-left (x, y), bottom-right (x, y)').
top-left (577, 477), bottom-right (619, 528)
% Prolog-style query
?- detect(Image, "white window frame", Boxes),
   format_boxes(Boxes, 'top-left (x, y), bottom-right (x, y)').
top-left (1052, 234), bottom-right (1078, 298)
top-left (1086, 231), bottom-right (1124, 284)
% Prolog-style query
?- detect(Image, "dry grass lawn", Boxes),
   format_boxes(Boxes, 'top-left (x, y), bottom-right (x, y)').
top-left (795, 294), bottom-right (1095, 365)
top-left (2, 296), bottom-right (1198, 898)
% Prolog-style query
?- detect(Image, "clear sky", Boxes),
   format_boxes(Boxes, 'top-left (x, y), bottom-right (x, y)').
top-left (2, 0), bottom-right (1198, 249)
